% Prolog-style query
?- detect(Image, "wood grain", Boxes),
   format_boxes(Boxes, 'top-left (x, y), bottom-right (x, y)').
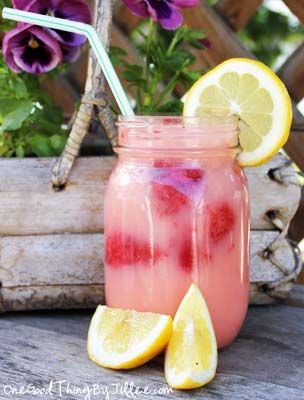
top-left (0, 305), bottom-right (303, 399)
top-left (215, 0), bottom-right (262, 31)
top-left (0, 231), bottom-right (299, 311)
top-left (277, 42), bottom-right (304, 103)
top-left (0, 155), bottom-right (300, 236)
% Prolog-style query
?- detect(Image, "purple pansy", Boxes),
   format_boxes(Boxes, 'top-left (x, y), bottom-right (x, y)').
top-left (3, 25), bottom-right (62, 73)
top-left (12, 0), bottom-right (92, 47)
top-left (2, 0), bottom-right (91, 74)
top-left (122, 0), bottom-right (199, 30)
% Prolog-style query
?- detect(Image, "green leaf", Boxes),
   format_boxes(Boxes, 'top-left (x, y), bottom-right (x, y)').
top-left (9, 78), bottom-right (28, 99)
top-left (109, 46), bottom-right (127, 57)
top-left (157, 99), bottom-right (183, 114)
top-left (30, 134), bottom-right (54, 157)
top-left (16, 144), bottom-right (25, 158)
top-left (50, 134), bottom-right (67, 154)
top-left (0, 99), bottom-right (33, 131)
top-left (122, 65), bottom-right (144, 83)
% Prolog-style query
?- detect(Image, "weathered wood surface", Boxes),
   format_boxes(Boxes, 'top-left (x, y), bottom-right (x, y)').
top-left (0, 231), bottom-right (299, 311)
top-left (0, 155), bottom-right (300, 235)
top-left (0, 304), bottom-right (304, 399)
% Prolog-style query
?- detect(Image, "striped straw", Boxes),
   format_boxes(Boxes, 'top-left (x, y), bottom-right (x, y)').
top-left (2, 7), bottom-right (135, 117)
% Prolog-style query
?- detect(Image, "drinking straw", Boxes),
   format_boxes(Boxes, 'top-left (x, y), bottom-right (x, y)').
top-left (2, 7), bottom-right (135, 117)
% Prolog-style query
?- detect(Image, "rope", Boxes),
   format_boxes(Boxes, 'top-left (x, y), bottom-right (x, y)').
top-left (257, 196), bottom-right (303, 299)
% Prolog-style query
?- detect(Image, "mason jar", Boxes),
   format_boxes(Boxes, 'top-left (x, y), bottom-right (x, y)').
top-left (104, 116), bottom-right (250, 348)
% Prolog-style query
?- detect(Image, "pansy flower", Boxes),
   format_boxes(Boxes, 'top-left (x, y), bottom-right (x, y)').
top-left (12, 0), bottom-right (92, 47)
top-left (3, 25), bottom-right (62, 73)
top-left (2, 0), bottom-right (92, 73)
top-left (122, 0), bottom-right (199, 30)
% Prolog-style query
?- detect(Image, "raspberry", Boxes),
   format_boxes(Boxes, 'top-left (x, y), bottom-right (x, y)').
top-left (182, 169), bottom-right (204, 182)
top-left (106, 232), bottom-right (162, 267)
top-left (179, 237), bottom-right (193, 272)
top-left (152, 182), bottom-right (189, 216)
top-left (209, 204), bottom-right (235, 242)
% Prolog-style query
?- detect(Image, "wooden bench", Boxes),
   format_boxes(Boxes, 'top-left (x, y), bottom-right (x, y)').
top-left (0, 286), bottom-right (303, 400)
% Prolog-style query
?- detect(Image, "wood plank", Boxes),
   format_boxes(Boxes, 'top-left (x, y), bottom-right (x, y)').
top-left (0, 157), bottom-right (116, 235)
top-left (0, 306), bottom-right (303, 399)
top-left (215, 0), bottom-right (262, 31)
top-left (1, 285), bottom-right (103, 312)
top-left (277, 42), bottom-right (304, 103)
top-left (283, 0), bottom-right (304, 24)
top-left (182, 2), bottom-right (252, 69)
top-left (0, 155), bottom-right (300, 235)
top-left (284, 130), bottom-right (304, 172)
top-left (0, 231), bottom-right (299, 311)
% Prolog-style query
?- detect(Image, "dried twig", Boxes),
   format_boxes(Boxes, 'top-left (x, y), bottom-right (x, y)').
top-left (52, 0), bottom-right (117, 189)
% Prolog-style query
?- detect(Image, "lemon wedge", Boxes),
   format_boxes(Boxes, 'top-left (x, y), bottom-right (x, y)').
top-left (183, 58), bottom-right (292, 167)
top-left (87, 305), bottom-right (172, 369)
top-left (165, 284), bottom-right (217, 389)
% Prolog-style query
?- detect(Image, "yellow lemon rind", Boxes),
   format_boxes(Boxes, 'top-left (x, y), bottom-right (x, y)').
top-left (87, 305), bottom-right (172, 370)
top-left (165, 284), bottom-right (218, 390)
top-left (183, 58), bottom-right (292, 167)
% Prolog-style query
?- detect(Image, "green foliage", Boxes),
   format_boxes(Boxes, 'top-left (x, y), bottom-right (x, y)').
top-left (0, 56), bottom-right (67, 157)
top-left (239, 6), bottom-right (304, 67)
top-left (110, 21), bottom-right (207, 114)
top-left (0, 0), bottom-right (15, 32)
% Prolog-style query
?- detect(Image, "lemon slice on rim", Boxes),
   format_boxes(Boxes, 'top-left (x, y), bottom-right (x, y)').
top-left (87, 305), bottom-right (172, 369)
top-left (165, 284), bottom-right (218, 389)
top-left (183, 58), bottom-right (292, 166)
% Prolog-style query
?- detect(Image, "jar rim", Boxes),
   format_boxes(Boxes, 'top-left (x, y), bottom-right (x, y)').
top-left (117, 115), bottom-right (238, 129)
top-left (116, 115), bottom-right (240, 152)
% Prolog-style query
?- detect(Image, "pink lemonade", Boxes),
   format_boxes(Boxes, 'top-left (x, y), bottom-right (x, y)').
top-left (104, 116), bottom-right (250, 348)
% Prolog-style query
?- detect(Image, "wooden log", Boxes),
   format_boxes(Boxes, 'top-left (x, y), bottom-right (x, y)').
top-left (0, 155), bottom-right (299, 235)
top-left (277, 42), bottom-right (304, 103)
top-left (215, 0), bottom-right (262, 31)
top-left (0, 231), bottom-right (299, 311)
top-left (245, 155), bottom-right (301, 231)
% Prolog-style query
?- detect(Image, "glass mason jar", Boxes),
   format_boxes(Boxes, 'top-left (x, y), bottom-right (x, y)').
top-left (104, 116), bottom-right (250, 348)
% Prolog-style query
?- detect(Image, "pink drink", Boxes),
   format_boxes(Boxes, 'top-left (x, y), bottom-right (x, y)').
top-left (104, 116), bottom-right (250, 348)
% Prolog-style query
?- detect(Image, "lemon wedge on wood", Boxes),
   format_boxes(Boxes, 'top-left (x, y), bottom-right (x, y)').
top-left (184, 58), bottom-right (292, 167)
top-left (165, 284), bottom-right (218, 389)
top-left (87, 305), bottom-right (172, 369)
